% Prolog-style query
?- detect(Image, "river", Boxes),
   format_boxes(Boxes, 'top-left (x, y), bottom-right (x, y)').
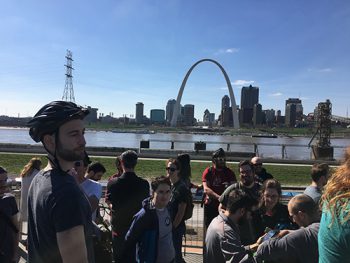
top-left (0, 127), bottom-right (348, 160)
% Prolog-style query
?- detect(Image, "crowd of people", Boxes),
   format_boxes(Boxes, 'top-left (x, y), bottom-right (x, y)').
top-left (0, 100), bottom-right (350, 263)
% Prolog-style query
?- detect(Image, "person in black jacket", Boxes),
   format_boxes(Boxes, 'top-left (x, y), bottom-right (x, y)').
top-left (124, 176), bottom-right (175, 263)
top-left (106, 150), bottom-right (150, 263)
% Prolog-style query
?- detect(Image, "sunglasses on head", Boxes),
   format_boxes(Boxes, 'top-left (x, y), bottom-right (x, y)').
top-left (166, 167), bottom-right (177, 172)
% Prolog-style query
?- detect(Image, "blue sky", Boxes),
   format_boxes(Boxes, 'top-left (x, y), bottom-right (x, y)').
top-left (0, 0), bottom-right (349, 120)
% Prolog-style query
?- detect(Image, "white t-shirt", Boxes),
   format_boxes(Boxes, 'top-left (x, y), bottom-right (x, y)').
top-left (80, 179), bottom-right (102, 221)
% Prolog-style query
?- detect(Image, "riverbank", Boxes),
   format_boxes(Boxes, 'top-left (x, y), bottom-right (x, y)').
top-left (2, 124), bottom-right (350, 138)
top-left (0, 152), bottom-right (338, 186)
top-left (0, 142), bottom-right (341, 164)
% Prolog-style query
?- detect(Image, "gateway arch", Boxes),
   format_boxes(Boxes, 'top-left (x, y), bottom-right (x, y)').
top-left (170, 58), bottom-right (240, 129)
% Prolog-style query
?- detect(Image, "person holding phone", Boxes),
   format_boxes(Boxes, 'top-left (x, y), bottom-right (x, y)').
top-left (205, 189), bottom-right (259, 263)
top-left (254, 194), bottom-right (320, 263)
top-left (252, 179), bottom-right (294, 238)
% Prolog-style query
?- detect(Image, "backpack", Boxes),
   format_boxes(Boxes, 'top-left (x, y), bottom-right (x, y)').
top-left (183, 189), bottom-right (194, 221)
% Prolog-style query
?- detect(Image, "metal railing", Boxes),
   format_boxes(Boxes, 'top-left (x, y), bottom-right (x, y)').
top-left (11, 181), bottom-right (305, 260)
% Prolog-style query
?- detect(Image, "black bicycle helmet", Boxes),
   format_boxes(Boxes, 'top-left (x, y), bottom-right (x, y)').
top-left (212, 148), bottom-right (226, 160)
top-left (27, 101), bottom-right (89, 142)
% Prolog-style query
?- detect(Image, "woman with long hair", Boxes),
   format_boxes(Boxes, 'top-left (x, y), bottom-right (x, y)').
top-left (20, 157), bottom-right (42, 223)
top-left (177, 153), bottom-right (191, 188)
top-left (319, 146), bottom-right (350, 262)
top-left (177, 153), bottom-right (201, 191)
top-left (253, 179), bottom-right (293, 237)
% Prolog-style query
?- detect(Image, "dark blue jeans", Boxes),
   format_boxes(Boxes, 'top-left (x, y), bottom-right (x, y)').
top-left (173, 223), bottom-right (186, 263)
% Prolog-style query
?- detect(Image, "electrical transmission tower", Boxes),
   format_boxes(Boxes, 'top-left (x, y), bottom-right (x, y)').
top-left (62, 50), bottom-right (75, 102)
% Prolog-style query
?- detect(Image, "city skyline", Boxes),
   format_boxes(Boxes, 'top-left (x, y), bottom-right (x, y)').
top-left (0, 1), bottom-right (349, 119)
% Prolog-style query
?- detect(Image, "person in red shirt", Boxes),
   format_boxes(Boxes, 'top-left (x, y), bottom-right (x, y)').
top-left (202, 148), bottom-right (237, 229)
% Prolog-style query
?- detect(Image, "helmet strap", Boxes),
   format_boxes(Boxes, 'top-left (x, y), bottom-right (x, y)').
top-left (44, 132), bottom-right (66, 174)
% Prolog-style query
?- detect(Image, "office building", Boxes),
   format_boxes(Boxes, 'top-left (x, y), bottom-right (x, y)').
top-left (203, 109), bottom-right (215, 125)
top-left (221, 95), bottom-right (230, 109)
top-left (240, 85), bottom-right (259, 124)
top-left (253, 103), bottom-right (263, 126)
top-left (221, 95), bottom-right (233, 127)
top-left (264, 109), bottom-right (276, 126)
top-left (150, 109), bottom-right (165, 124)
top-left (135, 102), bottom-right (144, 124)
top-left (166, 99), bottom-right (176, 124)
top-left (285, 98), bottom-right (303, 121)
top-left (285, 103), bottom-right (297, 127)
top-left (183, 104), bottom-right (195, 126)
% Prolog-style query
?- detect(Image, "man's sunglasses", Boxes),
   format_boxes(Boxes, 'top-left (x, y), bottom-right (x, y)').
top-left (215, 158), bottom-right (226, 162)
top-left (166, 167), bottom-right (177, 172)
top-left (74, 161), bottom-right (82, 167)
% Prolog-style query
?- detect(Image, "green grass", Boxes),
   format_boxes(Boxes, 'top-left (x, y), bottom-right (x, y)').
top-left (0, 153), bottom-right (324, 186)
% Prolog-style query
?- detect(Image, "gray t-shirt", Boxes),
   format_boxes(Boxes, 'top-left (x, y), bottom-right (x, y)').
top-left (27, 169), bottom-right (95, 263)
top-left (304, 186), bottom-right (321, 204)
top-left (205, 212), bottom-right (253, 263)
top-left (156, 208), bottom-right (175, 263)
top-left (255, 222), bottom-right (320, 263)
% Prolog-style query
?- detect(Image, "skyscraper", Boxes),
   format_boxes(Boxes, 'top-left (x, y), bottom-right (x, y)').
top-left (264, 109), bottom-right (276, 126)
top-left (253, 103), bottom-right (263, 126)
top-left (240, 85), bottom-right (259, 124)
top-left (285, 103), bottom-right (297, 127)
top-left (285, 98), bottom-right (303, 121)
top-left (285, 98), bottom-right (302, 126)
top-left (135, 102), bottom-right (144, 124)
top-left (166, 99), bottom-right (176, 124)
top-left (183, 104), bottom-right (195, 126)
top-left (221, 95), bottom-right (233, 127)
top-left (221, 95), bottom-right (230, 109)
top-left (203, 109), bottom-right (215, 125)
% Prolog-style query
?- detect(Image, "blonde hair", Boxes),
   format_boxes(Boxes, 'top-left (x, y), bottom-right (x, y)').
top-left (20, 157), bottom-right (42, 177)
top-left (321, 147), bottom-right (350, 224)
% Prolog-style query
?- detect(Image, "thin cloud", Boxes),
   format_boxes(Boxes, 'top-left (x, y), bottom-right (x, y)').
top-left (307, 68), bottom-right (333, 73)
top-left (219, 85), bottom-right (242, 91)
top-left (225, 48), bottom-right (239, 53)
top-left (270, 92), bottom-right (283, 97)
top-left (215, 48), bottom-right (239, 55)
top-left (231, 80), bottom-right (255, 86)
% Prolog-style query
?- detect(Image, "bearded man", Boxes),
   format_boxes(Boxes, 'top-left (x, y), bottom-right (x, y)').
top-left (26, 101), bottom-right (95, 263)
top-left (205, 189), bottom-right (257, 263)
top-left (202, 148), bottom-right (237, 229)
top-left (219, 160), bottom-right (261, 245)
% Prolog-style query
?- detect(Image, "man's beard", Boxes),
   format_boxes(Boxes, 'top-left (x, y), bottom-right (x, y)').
top-left (56, 141), bottom-right (85, 162)
top-left (215, 162), bottom-right (226, 169)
